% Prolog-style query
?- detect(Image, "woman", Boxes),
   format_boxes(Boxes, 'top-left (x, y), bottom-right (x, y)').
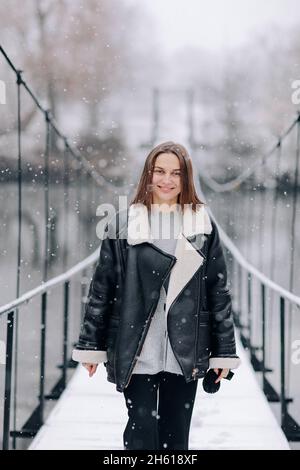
top-left (72, 141), bottom-right (241, 450)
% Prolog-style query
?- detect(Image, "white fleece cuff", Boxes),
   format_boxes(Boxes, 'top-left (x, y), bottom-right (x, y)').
top-left (209, 356), bottom-right (241, 369)
top-left (72, 349), bottom-right (107, 364)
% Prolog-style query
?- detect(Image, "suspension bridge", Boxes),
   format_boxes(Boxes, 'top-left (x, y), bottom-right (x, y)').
top-left (0, 45), bottom-right (299, 450)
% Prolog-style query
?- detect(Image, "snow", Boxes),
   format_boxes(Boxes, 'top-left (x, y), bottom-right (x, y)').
top-left (29, 333), bottom-right (290, 450)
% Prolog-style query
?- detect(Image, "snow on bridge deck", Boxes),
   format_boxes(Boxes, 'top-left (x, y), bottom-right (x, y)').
top-left (29, 334), bottom-right (290, 450)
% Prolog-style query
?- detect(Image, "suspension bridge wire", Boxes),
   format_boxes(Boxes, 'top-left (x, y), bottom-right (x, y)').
top-left (287, 119), bottom-right (300, 398)
top-left (43, 112), bottom-right (51, 282)
top-left (0, 45), bottom-right (116, 190)
top-left (197, 114), bottom-right (300, 193)
top-left (0, 44), bottom-right (126, 446)
top-left (246, 174), bottom-right (256, 266)
top-left (12, 69), bottom-right (23, 450)
top-left (250, 171), bottom-right (257, 272)
top-left (193, 116), bottom-right (300, 353)
top-left (62, 144), bottom-right (70, 271)
top-left (248, 162), bottom-right (264, 350)
top-left (258, 158), bottom-right (267, 273)
top-left (196, 115), bottom-right (300, 398)
top-left (268, 140), bottom-right (282, 367)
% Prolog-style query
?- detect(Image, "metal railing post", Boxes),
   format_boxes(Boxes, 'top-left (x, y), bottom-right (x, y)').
top-left (247, 272), bottom-right (252, 349)
top-left (2, 311), bottom-right (15, 450)
top-left (62, 281), bottom-right (70, 388)
top-left (80, 269), bottom-right (89, 324)
top-left (39, 292), bottom-right (47, 425)
top-left (0, 45), bottom-right (119, 449)
top-left (280, 296), bottom-right (287, 428)
top-left (261, 284), bottom-right (266, 381)
top-left (238, 263), bottom-right (242, 323)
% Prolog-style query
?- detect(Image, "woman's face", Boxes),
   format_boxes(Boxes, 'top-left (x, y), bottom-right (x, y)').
top-left (151, 152), bottom-right (182, 205)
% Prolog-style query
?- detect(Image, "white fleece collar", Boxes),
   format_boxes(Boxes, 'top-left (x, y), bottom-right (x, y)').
top-left (127, 203), bottom-right (212, 246)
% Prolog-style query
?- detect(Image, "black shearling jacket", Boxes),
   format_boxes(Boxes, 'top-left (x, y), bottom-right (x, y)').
top-left (72, 203), bottom-right (241, 393)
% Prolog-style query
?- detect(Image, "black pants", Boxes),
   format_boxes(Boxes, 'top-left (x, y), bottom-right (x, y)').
top-left (123, 371), bottom-right (198, 450)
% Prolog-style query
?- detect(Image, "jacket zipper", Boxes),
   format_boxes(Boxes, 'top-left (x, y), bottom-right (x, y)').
top-left (192, 273), bottom-right (201, 379)
top-left (122, 255), bottom-right (177, 389)
top-left (164, 333), bottom-right (168, 369)
top-left (164, 240), bottom-right (207, 380)
top-left (160, 235), bottom-right (205, 380)
top-left (122, 241), bottom-right (205, 387)
top-left (161, 261), bottom-right (205, 380)
top-left (163, 305), bottom-right (168, 370)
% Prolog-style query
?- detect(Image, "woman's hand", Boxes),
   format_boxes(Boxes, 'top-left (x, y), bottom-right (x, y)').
top-left (214, 368), bottom-right (229, 383)
top-left (82, 363), bottom-right (98, 377)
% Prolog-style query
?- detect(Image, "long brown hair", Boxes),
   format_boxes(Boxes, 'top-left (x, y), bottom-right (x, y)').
top-left (130, 141), bottom-right (205, 212)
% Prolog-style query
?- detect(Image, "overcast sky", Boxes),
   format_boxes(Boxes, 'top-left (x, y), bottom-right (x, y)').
top-left (127, 0), bottom-right (300, 54)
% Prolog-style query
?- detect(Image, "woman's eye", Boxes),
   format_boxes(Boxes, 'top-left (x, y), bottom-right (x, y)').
top-left (154, 170), bottom-right (180, 176)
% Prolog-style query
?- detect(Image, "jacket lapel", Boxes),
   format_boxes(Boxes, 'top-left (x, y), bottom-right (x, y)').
top-left (164, 234), bottom-right (203, 315)
top-left (126, 203), bottom-right (212, 315)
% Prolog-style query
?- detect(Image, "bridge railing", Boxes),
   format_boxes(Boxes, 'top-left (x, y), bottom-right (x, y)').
top-left (196, 111), bottom-right (300, 442)
top-left (0, 45), bottom-right (121, 450)
top-left (214, 216), bottom-right (300, 441)
top-left (0, 250), bottom-right (99, 450)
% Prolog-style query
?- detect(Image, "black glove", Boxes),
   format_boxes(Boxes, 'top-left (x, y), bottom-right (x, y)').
top-left (202, 368), bottom-right (234, 394)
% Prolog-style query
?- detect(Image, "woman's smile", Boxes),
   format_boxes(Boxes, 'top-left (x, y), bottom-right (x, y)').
top-left (157, 185), bottom-right (175, 193)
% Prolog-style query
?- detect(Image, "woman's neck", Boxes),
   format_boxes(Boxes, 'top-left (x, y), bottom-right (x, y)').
top-left (150, 202), bottom-right (181, 214)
